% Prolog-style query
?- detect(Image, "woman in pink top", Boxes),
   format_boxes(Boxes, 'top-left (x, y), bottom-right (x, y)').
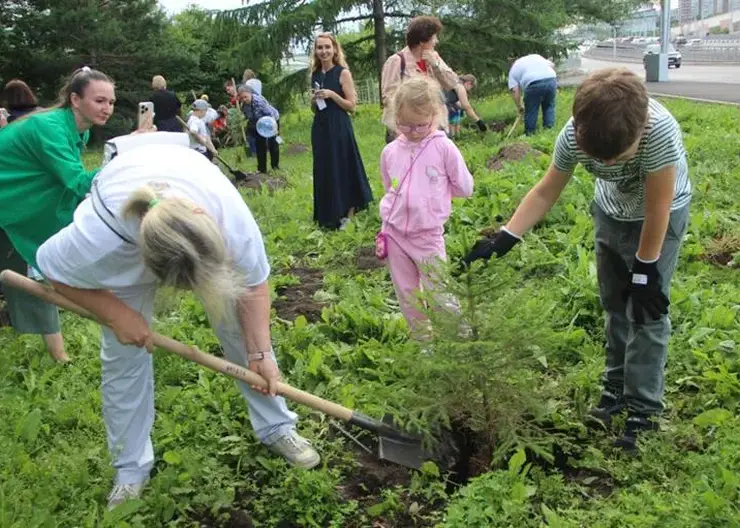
top-left (378, 77), bottom-right (474, 334)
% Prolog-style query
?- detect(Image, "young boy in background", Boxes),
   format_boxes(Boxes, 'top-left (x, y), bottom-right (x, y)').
top-left (445, 74), bottom-right (487, 137)
top-left (187, 99), bottom-right (216, 160)
top-left (465, 68), bottom-right (691, 450)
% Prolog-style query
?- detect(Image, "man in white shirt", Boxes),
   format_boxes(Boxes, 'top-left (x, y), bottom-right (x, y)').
top-left (508, 54), bottom-right (558, 135)
top-left (187, 99), bottom-right (216, 160)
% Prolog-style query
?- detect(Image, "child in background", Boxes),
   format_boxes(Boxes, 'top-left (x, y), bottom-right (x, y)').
top-left (446, 74), bottom-right (486, 138)
top-left (187, 99), bottom-right (216, 160)
top-left (378, 77), bottom-right (474, 336)
top-left (212, 105), bottom-right (229, 147)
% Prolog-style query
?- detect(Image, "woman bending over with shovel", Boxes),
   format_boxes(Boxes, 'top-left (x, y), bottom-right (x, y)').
top-left (35, 143), bottom-right (320, 510)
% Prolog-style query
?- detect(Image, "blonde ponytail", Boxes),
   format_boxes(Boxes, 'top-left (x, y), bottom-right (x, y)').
top-left (122, 185), bottom-right (158, 219)
top-left (122, 186), bottom-right (245, 321)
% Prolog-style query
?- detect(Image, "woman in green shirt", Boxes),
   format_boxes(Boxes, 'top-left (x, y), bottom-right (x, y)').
top-left (0, 67), bottom-right (116, 362)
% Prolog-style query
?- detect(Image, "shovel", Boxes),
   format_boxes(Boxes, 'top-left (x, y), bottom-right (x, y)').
top-left (0, 270), bottom-right (427, 469)
top-left (175, 116), bottom-right (250, 182)
top-left (505, 115), bottom-right (521, 140)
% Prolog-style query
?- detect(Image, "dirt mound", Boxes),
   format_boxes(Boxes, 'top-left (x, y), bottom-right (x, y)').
top-left (356, 246), bottom-right (384, 271)
top-left (237, 172), bottom-right (288, 192)
top-left (699, 233), bottom-right (739, 268)
top-left (285, 143), bottom-right (309, 155)
top-left (488, 118), bottom-right (516, 133)
top-left (272, 267), bottom-right (326, 322)
top-left (0, 293), bottom-right (11, 328)
top-left (486, 142), bottom-right (543, 171)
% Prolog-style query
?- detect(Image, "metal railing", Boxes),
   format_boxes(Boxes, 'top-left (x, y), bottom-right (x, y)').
top-left (586, 43), bottom-right (740, 63)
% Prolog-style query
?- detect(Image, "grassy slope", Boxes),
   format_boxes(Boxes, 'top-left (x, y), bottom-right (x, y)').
top-left (0, 92), bottom-right (738, 527)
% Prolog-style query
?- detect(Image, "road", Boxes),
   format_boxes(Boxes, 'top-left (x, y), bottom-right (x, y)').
top-left (563, 58), bottom-right (740, 104)
top-left (580, 57), bottom-right (740, 85)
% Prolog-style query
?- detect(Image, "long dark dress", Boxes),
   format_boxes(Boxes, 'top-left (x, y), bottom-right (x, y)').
top-left (311, 66), bottom-right (372, 229)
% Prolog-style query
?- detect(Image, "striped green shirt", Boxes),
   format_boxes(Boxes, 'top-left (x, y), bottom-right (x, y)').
top-left (553, 98), bottom-right (691, 220)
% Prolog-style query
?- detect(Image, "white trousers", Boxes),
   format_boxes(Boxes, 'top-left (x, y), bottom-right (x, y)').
top-left (101, 284), bottom-right (298, 485)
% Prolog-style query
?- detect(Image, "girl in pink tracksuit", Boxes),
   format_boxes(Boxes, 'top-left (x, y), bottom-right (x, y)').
top-left (378, 77), bottom-right (474, 333)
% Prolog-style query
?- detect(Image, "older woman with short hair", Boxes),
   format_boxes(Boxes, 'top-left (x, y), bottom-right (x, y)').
top-left (380, 15), bottom-right (459, 142)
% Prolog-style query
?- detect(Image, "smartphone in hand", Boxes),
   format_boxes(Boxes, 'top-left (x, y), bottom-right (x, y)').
top-left (313, 82), bottom-right (327, 111)
top-left (138, 101), bottom-right (155, 130)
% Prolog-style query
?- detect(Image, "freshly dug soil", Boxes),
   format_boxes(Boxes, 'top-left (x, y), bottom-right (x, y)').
top-left (273, 267), bottom-right (326, 322)
top-left (237, 172), bottom-right (288, 192)
top-left (699, 233), bottom-right (739, 268)
top-left (486, 142), bottom-right (544, 171)
top-left (488, 117), bottom-right (517, 133)
top-left (285, 143), bottom-right (309, 155)
top-left (0, 294), bottom-right (11, 328)
top-left (338, 451), bottom-right (412, 501)
top-left (356, 246), bottom-right (385, 271)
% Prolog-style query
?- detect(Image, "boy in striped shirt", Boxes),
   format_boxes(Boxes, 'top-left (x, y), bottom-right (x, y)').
top-left (465, 68), bottom-right (691, 451)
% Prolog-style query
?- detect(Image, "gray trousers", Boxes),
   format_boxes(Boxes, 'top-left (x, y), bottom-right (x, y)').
top-left (102, 284), bottom-right (298, 485)
top-left (592, 201), bottom-right (690, 416)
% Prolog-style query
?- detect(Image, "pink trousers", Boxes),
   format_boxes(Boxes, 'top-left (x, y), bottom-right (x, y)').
top-left (385, 229), bottom-right (458, 331)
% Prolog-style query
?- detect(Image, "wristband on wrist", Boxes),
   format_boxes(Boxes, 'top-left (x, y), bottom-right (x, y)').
top-left (635, 254), bottom-right (660, 264)
top-left (247, 351), bottom-right (270, 362)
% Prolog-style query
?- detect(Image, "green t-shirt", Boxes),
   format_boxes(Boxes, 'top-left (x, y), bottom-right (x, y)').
top-left (0, 107), bottom-right (98, 268)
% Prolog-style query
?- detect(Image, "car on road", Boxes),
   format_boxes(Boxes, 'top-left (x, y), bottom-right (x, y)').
top-left (643, 44), bottom-right (682, 68)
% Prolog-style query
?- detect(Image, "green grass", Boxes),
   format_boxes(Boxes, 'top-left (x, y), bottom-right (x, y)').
top-left (2, 91), bottom-right (739, 527)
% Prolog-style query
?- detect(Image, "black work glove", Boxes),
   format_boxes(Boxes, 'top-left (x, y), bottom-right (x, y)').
top-left (476, 119), bottom-right (487, 132)
top-left (463, 229), bottom-right (520, 266)
top-left (628, 258), bottom-right (669, 325)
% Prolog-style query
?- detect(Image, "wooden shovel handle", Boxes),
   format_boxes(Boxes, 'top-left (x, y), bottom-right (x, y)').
top-left (505, 115), bottom-right (521, 140)
top-left (0, 270), bottom-right (353, 422)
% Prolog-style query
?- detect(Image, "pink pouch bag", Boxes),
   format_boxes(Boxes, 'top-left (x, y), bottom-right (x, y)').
top-left (375, 231), bottom-right (389, 259)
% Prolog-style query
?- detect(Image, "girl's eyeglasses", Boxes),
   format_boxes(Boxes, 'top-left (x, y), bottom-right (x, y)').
top-left (397, 122), bottom-right (433, 135)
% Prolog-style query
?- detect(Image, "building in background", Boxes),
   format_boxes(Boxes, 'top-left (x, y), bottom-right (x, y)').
top-left (621, 3), bottom-right (661, 36)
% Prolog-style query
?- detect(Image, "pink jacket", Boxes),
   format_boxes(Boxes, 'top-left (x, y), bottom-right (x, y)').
top-left (379, 131), bottom-right (473, 238)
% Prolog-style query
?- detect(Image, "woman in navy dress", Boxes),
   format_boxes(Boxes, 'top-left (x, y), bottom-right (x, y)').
top-left (310, 33), bottom-right (372, 230)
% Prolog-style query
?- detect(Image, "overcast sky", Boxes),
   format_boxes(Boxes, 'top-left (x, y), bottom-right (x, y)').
top-left (158, 0), bottom-right (245, 15)
top-left (158, 0), bottom-right (681, 16)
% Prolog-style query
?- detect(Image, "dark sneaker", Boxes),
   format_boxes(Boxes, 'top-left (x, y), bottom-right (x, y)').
top-left (613, 413), bottom-right (660, 451)
top-left (586, 390), bottom-right (626, 429)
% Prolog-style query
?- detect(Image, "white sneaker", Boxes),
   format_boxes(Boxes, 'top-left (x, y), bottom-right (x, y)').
top-left (107, 480), bottom-right (148, 510)
top-left (269, 430), bottom-right (321, 469)
top-left (339, 217), bottom-right (350, 230)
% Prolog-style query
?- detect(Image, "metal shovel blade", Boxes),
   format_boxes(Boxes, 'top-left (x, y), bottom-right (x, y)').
top-left (378, 435), bottom-right (427, 470)
top-left (348, 411), bottom-right (428, 469)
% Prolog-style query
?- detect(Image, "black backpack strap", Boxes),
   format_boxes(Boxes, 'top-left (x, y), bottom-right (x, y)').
top-left (397, 52), bottom-right (406, 79)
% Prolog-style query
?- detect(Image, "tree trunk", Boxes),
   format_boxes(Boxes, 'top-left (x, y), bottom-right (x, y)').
top-left (372, 0), bottom-right (386, 106)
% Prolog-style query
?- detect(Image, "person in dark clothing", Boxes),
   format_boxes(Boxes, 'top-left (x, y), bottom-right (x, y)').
top-left (310, 33), bottom-right (373, 230)
top-left (150, 75), bottom-right (181, 132)
top-left (1, 79), bottom-right (41, 122)
top-left (237, 84), bottom-right (280, 173)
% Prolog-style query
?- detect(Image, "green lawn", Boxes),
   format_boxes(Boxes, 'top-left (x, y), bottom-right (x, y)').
top-left (1, 91), bottom-right (739, 527)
